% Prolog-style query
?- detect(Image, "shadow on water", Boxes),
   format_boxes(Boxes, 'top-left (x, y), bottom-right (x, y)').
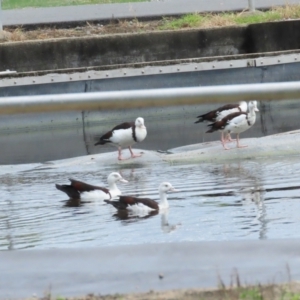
top-left (64, 198), bottom-right (82, 207)
top-left (112, 210), bottom-right (159, 223)
top-left (111, 210), bottom-right (182, 234)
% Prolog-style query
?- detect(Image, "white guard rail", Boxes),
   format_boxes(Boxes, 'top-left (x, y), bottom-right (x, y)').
top-left (0, 0), bottom-right (2, 31)
top-left (248, 0), bottom-right (256, 12)
top-left (0, 81), bottom-right (300, 115)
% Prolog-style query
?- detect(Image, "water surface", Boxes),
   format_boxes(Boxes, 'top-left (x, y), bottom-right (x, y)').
top-left (0, 100), bottom-right (299, 164)
top-left (1, 156), bottom-right (300, 250)
top-left (0, 100), bottom-right (300, 250)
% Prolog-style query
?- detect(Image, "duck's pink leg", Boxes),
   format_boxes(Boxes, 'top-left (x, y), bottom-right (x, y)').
top-left (222, 132), bottom-right (234, 143)
top-left (226, 133), bottom-right (235, 142)
top-left (221, 133), bottom-right (230, 150)
top-left (129, 146), bottom-right (143, 159)
top-left (236, 134), bottom-right (247, 148)
top-left (118, 147), bottom-right (126, 160)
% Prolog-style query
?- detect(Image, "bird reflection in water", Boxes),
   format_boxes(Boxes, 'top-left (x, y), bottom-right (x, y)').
top-left (64, 198), bottom-right (81, 207)
top-left (112, 209), bottom-right (158, 223)
top-left (160, 211), bottom-right (181, 233)
top-left (112, 210), bottom-right (181, 233)
top-left (62, 192), bottom-right (182, 234)
top-left (63, 198), bottom-right (101, 214)
top-left (238, 186), bottom-right (265, 204)
top-left (64, 198), bottom-right (111, 208)
top-left (208, 162), bottom-right (268, 239)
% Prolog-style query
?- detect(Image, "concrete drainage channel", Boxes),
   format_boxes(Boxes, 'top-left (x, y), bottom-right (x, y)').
top-left (1, 18), bottom-right (300, 299)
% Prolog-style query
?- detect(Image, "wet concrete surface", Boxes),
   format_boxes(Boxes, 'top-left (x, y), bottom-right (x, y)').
top-left (24, 129), bottom-right (300, 167)
top-left (166, 130), bottom-right (300, 163)
top-left (3, 0), bottom-right (300, 26)
top-left (0, 99), bottom-right (299, 165)
top-left (1, 239), bottom-right (300, 298)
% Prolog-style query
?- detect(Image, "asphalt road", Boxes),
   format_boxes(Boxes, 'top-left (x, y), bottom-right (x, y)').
top-left (1, 239), bottom-right (299, 298)
top-left (2, 0), bottom-right (300, 26)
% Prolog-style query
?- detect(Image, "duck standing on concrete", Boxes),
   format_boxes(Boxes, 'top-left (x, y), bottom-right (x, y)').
top-left (206, 100), bottom-right (259, 150)
top-left (195, 101), bottom-right (248, 124)
top-left (94, 117), bottom-right (147, 160)
top-left (55, 172), bottom-right (128, 201)
top-left (195, 101), bottom-right (248, 142)
top-left (105, 182), bottom-right (178, 213)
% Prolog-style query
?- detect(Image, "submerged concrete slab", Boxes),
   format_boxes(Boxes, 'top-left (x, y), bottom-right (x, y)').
top-left (1, 239), bottom-right (300, 298)
top-left (35, 149), bottom-right (163, 169)
top-left (30, 130), bottom-right (300, 170)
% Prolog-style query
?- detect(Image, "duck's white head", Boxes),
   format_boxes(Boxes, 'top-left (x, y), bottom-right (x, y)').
top-left (159, 182), bottom-right (178, 194)
top-left (107, 172), bottom-right (128, 184)
top-left (249, 100), bottom-right (259, 112)
top-left (135, 117), bottom-right (146, 129)
top-left (239, 101), bottom-right (248, 112)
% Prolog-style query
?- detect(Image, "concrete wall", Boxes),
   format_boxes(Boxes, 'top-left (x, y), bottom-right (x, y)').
top-left (2, 62), bottom-right (300, 97)
top-left (1, 20), bottom-right (300, 73)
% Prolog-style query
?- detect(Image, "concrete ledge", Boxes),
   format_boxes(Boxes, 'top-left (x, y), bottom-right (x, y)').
top-left (164, 130), bottom-right (300, 163)
top-left (2, 20), bottom-right (300, 73)
top-left (33, 148), bottom-right (163, 170)
top-left (1, 239), bottom-right (300, 298)
top-left (29, 130), bottom-right (300, 170)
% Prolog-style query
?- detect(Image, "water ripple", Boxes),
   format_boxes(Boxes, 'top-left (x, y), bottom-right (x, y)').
top-left (1, 157), bottom-right (300, 250)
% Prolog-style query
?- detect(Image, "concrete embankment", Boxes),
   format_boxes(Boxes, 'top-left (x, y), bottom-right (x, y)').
top-left (1, 239), bottom-right (300, 299)
top-left (1, 19), bottom-right (300, 73)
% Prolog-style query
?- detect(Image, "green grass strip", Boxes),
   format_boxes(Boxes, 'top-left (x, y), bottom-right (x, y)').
top-left (159, 5), bottom-right (300, 30)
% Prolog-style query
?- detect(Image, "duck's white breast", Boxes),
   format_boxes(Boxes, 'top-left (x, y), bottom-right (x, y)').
top-left (135, 127), bottom-right (147, 143)
top-left (110, 128), bottom-right (135, 147)
top-left (226, 115), bottom-right (249, 133)
top-left (230, 113), bottom-right (257, 134)
top-left (81, 190), bottom-right (110, 201)
top-left (127, 202), bottom-right (155, 213)
top-left (109, 188), bottom-right (122, 199)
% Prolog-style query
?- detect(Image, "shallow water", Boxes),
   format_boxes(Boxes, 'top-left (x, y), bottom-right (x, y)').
top-left (0, 100), bottom-right (299, 165)
top-left (1, 155), bottom-right (300, 251)
top-left (1, 100), bottom-right (300, 250)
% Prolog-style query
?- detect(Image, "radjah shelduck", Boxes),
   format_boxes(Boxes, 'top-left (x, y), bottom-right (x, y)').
top-left (55, 172), bottom-right (128, 201)
top-left (94, 117), bottom-right (147, 160)
top-left (105, 182), bottom-right (178, 213)
top-left (206, 100), bottom-right (259, 150)
top-left (195, 101), bottom-right (248, 142)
